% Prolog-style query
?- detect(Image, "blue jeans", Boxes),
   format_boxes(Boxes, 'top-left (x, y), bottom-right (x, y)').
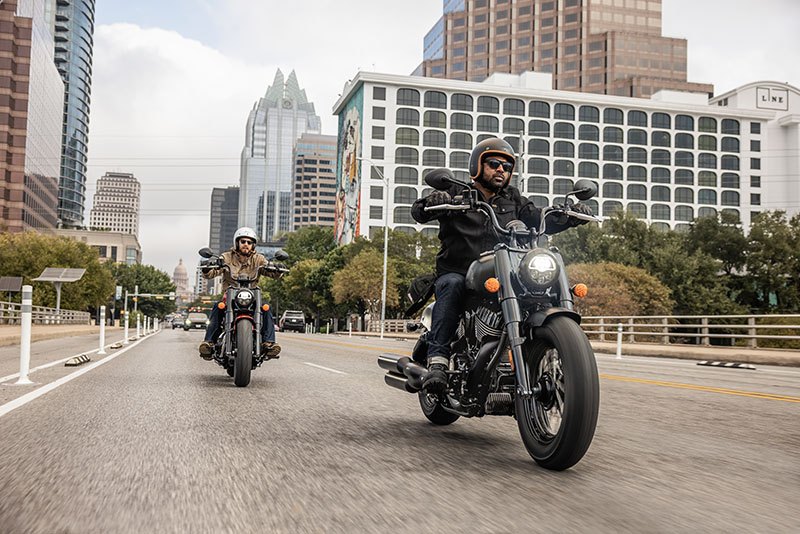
top-left (427, 272), bottom-right (466, 365)
top-left (204, 302), bottom-right (276, 344)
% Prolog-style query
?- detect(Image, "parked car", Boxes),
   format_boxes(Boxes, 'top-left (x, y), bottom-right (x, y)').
top-left (279, 310), bottom-right (305, 332)
top-left (171, 315), bottom-right (185, 329)
top-left (183, 312), bottom-right (210, 331)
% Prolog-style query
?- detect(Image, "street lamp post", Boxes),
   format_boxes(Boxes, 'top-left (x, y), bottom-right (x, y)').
top-left (357, 157), bottom-right (388, 340)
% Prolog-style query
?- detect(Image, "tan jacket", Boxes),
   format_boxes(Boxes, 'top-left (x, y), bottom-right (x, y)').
top-left (203, 248), bottom-right (268, 293)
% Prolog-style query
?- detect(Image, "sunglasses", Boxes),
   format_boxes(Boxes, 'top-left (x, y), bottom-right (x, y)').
top-left (485, 158), bottom-right (514, 172)
top-left (239, 239), bottom-right (255, 246)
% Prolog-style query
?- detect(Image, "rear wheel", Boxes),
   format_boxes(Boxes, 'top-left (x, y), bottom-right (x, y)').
top-left (234, 325), bottom-right (253, 387)
top-left (515, 316), bottom-right (599, 470)
top-left (418, 392), bottom-right (460, 425)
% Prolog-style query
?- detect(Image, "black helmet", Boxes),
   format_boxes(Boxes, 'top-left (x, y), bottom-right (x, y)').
top-left (468, 137), bottom-right (516, 179)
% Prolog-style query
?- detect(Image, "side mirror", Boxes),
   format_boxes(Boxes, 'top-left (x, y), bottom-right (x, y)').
top-left (198, 247), bottom-right (215, 258)
top-left (424, 168), bottom-right (469, 190)
top-left (570, 179), bottom-right (598, 201)
top-left (273, 249), bottom-right (289, 261)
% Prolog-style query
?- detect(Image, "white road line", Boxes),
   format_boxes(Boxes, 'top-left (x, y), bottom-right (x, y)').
top-left (303, 362), bottom-right (347, 375)
top-left (0, 335), bottom-right (149, 419)
top-left (0, 335), bottom-right (130, 384)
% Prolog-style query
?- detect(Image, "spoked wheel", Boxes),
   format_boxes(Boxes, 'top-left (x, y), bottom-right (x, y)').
top-left (418, 392), bottom-right (460, 426)
top-left (233, 326), bottom-right (253, 387)
top-left (515, 316), bottom-right (599, 470)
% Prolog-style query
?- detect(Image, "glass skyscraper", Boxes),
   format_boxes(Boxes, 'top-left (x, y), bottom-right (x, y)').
top-left (53, 0), bottom-right (96, 227)
top-left (239, 69), bottom-right (321, 241)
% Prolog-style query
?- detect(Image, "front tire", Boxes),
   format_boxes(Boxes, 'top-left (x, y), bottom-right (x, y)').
top-left (418, 392), bottom-right (460, 425)
top-left (233, 325), bottom-right (253, 387)
top-left (515, 316), bottom-right (599, 470)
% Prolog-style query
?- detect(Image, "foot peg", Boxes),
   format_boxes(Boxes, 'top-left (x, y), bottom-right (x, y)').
top-left (485, 392), bottom-right (513, 415)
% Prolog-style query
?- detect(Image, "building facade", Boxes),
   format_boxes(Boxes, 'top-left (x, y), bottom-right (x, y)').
top-left (171, 259), bottom-right (192, 304)
top-left (418, 0), bottom-right (712, 98)
top-left (53, 0), bottom-right (95, 227)
top-left (239, 69), bottom-right (321, 241)
top-left (209, 186), bottom-right (239, 253)
top-left (56, 228), bottom-right (142, 264)
top-left (89, 171), bottom-right (141, 236)
top-left (292, 133), bottom-right (337, 230)
top-left (332, 71), bottom-right (799, 244)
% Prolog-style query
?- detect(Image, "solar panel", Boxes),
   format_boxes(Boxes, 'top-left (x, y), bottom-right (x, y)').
top-left (0, 276), bottom-right (22, 292)
top-left (32, 268), bottom-right (87, 283)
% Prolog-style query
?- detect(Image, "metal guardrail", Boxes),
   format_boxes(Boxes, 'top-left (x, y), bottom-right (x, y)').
top-left (0, 300), bottom-right (91, 325)
top-left (369, 314), bottom-right (800, 350)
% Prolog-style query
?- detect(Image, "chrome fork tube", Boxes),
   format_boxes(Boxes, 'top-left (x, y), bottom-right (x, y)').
top-left (495, 247), bottom-right (533, 398)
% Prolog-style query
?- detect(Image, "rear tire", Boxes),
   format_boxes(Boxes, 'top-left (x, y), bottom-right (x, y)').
top-left (515, 316), bottom-right (599, 470)
top-left (234, 325), bottom-right (253, 387)
top-left (418, 392), bottom-right (460, 425)
top-left (226, 366), bottom-right (234, 377)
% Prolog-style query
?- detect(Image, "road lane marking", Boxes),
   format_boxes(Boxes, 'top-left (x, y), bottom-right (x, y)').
top-left (600, 373), bottom-right (800, 403)
top-left (0, 335), bottom-right (130, 384)
top-left (0, 335), bottom-right (151, 419)
top-left (303, 362), bottom-right (347, 375)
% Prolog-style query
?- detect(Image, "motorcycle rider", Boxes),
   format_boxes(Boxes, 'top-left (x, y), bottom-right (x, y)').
top-left (411, 137), bottom-right (592, 392)
top-left (198, 227), bottom-right (283, 361)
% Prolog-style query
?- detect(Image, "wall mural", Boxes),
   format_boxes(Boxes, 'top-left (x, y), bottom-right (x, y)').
top-left (335, 86), bottom-right (364, 245)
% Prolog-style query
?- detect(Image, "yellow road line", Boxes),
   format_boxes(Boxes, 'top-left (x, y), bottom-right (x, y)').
top-left (292, 337), bottom-right (800, 403)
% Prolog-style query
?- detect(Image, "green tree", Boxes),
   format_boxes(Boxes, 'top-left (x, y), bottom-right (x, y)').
top-left (0, 233), bottom-right (114, 309)
top-left (331, 248), bottom-right (399, 320)
top-left (105, 263), bottom-right (177, 318)
top-left (744, 211), bottom-right (800, 312)
top-left (567, 262), bottom-right (673, 316)
top-left (282, 226), bottom-right (337, 265)
top-left (684, 212), bottom-right (747, 275)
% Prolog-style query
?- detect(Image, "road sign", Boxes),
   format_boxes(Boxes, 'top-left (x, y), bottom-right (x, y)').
top-left (115, 285), bottom-right (123, 300)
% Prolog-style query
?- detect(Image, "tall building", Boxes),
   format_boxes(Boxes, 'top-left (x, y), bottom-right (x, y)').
top-left (56, 228), bottom-right (142, 264)
top-left (89, 172), bottom-right (141, 236)
top-left (53, 0), bottom-right (96, 227)
top-left (209, 186), bottom-right (239, 253)
top-left (417, 0), bottom-right (713, 98)
top-left (332, 71), bottom-right (799, 243)
top-left (172, 259), bottom-right (192, 304)
top-left (239, 69), bottom-right (321, 241)
top-left (292, 133), bottom-right (337, 230)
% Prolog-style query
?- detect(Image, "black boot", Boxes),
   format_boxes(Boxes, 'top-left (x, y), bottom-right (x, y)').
top-left (422, 363), bottom-right (448, 393)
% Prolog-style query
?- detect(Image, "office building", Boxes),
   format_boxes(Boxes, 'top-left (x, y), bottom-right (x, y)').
top-left (89, 172), bottom-right (141, 236)
top-left (239, 69), bottom-right (321, 241)
top-left (417, 0), bottom-right (713, 98)
top-left (332, 71), bottom-right (799, 243)
top-left (56, 228), bottom-right (142, 264)
top-left (53, 0), bottom-right (96, 227)
top-left (292, 133), bottom-right (337, 230)
top-left (209, 186), bottom-right (239, 253)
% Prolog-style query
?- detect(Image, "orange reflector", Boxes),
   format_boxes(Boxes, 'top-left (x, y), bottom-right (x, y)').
top-left (217, 302), bottom-right (226, 310)
top-left (508, 349), bottom-right (514, 371)
top-left (573, 283), bottom-right (588, 298)
top-left (484, 277), bottom-right (500, 293)
top-left (261, 304), bottom-right (270, 312)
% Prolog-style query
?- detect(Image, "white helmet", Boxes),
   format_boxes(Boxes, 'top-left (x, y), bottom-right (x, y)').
top-left (233, 227), bottom-right (258, 248)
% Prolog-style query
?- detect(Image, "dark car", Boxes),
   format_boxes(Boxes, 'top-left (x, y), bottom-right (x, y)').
top-left (183, 312), bottom-right (209, 331)
top-left (279, 310), bottom-right (305, 332)
top-left (171, 315), bottom-right (185, 329)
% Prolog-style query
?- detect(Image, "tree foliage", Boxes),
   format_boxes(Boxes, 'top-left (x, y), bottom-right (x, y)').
top-left (567, 262), bottom-right (673, 316)
top-left (331, 248), bottom-right (399, 319)
top-left (104, 263), bottom-right (177, 317)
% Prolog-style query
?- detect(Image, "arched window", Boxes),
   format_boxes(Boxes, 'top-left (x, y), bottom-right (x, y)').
top-left (451, 93), bottom-right (473, 111)
top-left (604, 145), bottom-right (623, 161)
top-left (628, 110), bottom-right (648, 127)
top-left (627, 202), bottom-right (647, 218)
top-left (652, 113), bottom-right (671, 129)
top-left (721, 191), bottom-right (740, 206)
top-left (503, 136), bottom-right (520, 153)
top-left (528, 177), bottom-right (549, 194)
top-left (423, 110), bottom-right (446, 128)
top-left (675, 188), bottom-right (694, 203)
top-left (449, 151), bottom-right (470, 169)
top-left (699, 135), bottom-right (717, 151)
top-left (675, 114), bottom-right (694, 131)
top-left (395, 147), bottom-right (418, 165)
top-left (578, 162), bottom-right (599, 178)
top-left (721, 119), bottom-right (740, 135)
top-left (553, 160), bottom-right (574, 176)
top-left (675, 151), bottom-right (694, 167)
top-left (579, 105), bottom-right (600, 122)
top-left (603, 183), bottom-right (623, 198)
top-left (652, 186), bottom-right (671, 202)
top-left (651, 204), bottom-right (670, 220)
top-left (449, 132), bottom-right (472, 149)
top-left (554, 178), bottom-right (575, 194)
top-left (528, 119), bottom-right (549, 137)
top-left (651, 168), bottom-right (670, 184)
top-left (675, 205), bottom-right (694, 222)
top-left (603, 164), bottom-right (622, 180)
top-left (529, 195), bottom-right (549, 208)
top-left (422, 149), bottom-right (445, 166)
top-left (503, 117), bottom-right (525, 134)
top-left (698, 207), bottom-right (717, 218)
top-left (554, 103), bottom-right (575, 120)
top-left (627, 147), bottom-right (647, 163)
top-left (699, 116), bottom-right (717, 133)
top-left (603, 108), bottom-right (623, 124)
top-left (528, 158), bottom-right (549, 174)
top-left (393, 206), bottom-right (414, 224)
top-left (503, 98), bottom-right (525, 116)
top-left (477, 96), bottom-right (499, 113)
top-left (651, 149), bottom-right (670, 166)
top-left (651, 131), bottom-right (670, 147)
top-left (579, 124), bottom-right (599, 141)
top-left (450, 113), bottom-right (473, 130)
top-left (395, 166), bottom-right (418, 185)
top-left (423, 90), bottom-right (447, 109)
top-left (477, 115), bottom-right (499, 132)
top-left (675, 133), bottom-right (694, 149)
top-left (553, 141), bottom-right (574, 158)
top-left (721, 155), bottom-right (739, 170)
top-left (699, 171), bottom-right (717, 187)
top-left (627, 129), bottom-right (647, 145)
top-left (529, 100), bottom-right (550, 118)
top-left (603, 201), bottom-right (623, 216)
top-left (394, 186), bottom-right (418, 205)
top-left (423, 130), bottom-right (446, 147)
top-left (627, 166), bottom-right (646, 182)
top-left (698, 189), bottom-right (717, 205)
top-left (397, 88), bottom-right (420, 106)
top-left (603, 126), bottom-right (623, 143)
top-left (395, 128), bottom-right (419, 145)
top-left (721, 173), bottom-right (740, 188)
top-left (396, 108), bottom-right (419, 126)
top-left (627, 184), bottom-right (647, 200)
top-left (553, 122), bottom-right (575, 139)
top-left (721, 137), bottom-right (740, 153)
top-left (699, 153), bottom-right (717, 169)
top-left (528, 138), bottom-right (550, 155)
top-left (578, 143), bottom-right (599, 159)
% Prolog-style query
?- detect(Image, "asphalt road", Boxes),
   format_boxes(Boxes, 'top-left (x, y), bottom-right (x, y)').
top-left (0, 329), bottom-right (798, 533)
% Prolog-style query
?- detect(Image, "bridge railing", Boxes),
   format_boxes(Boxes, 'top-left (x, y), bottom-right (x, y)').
top-left (369, 314), bottom-right (800, 350)
top-left (0, 300), bottom-right (91, 325)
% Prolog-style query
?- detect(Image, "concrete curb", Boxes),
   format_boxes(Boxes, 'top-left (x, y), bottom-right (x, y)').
top-left (65, 354), bottom-right (91, 367)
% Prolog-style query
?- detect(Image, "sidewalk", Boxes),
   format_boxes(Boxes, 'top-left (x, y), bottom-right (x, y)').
top-left (336, 331), bottom-right (800, 367)
top-left (0, 324), bottom-right (124, 347)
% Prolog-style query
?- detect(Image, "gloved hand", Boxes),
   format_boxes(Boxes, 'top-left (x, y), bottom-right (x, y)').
top-left (262, 263), bottom-right (286, 279)
top-left (568, 202), bottom-right (593, 226)
top-left (426, 190), bottom-right (451, 207)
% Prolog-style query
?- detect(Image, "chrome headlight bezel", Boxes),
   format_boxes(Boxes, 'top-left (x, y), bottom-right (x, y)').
top-left (235, 290), bottom-right (254, 307)
top-left (518, 248), bottom-right (560, 290)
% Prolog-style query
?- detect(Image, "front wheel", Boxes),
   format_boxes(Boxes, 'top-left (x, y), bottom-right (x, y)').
top-left (418, 392), bottom-right (460, 425)
top-left (515, 316), bottom-right (599, 470)
top-left (233, 324), bottom-right (253, 387)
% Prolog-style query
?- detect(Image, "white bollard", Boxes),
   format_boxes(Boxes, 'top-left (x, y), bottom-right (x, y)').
top-left (348, 322), bottom-right (352, 337)
top-left (616, 323), bottom-right (623, 359)
top-left (14, 285), bottom-right (34, 385)
top-left (123, 312), bottom-right (129, 344)
top-left (98, 305), bottom-right (107, 355)
top-left (145, 316), bottom-right (149, 335)
top-left (136, 315), bottom-right (141, 338)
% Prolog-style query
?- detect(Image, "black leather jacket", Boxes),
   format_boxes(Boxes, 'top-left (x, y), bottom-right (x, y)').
top-left (411, 178), bottom-right (572, 276)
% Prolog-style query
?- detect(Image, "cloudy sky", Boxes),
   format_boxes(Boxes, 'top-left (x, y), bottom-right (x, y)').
top-left (86, 0), bottom-right (800, 280)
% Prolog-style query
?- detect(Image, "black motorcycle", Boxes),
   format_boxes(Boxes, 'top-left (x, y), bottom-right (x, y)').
top-left (378, 174), bottom-right (600, 470)
top-left (198, 247), bottom-right (289, 387)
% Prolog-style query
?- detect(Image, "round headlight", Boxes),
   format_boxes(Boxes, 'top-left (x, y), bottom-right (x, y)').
top-left (235, 290), bottom-right (254, 307)
top-left (518, 249), bottom-right (560, 290)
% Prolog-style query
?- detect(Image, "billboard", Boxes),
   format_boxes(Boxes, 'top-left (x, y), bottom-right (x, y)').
top-left (334, 85), bottom-right (364, 245)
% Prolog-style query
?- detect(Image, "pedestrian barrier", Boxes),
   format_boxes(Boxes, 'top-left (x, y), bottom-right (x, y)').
top-left (0, 299), bottom-right (90, 325)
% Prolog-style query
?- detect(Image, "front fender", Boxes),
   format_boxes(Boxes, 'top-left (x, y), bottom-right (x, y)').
top-left (525, 307), bottom-right (581, 330)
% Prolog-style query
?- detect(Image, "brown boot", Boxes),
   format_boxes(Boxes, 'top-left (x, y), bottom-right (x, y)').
top-left (198, 341), bottom-right (214, 360)
top-left (261, 341), bottom-right (281, 359)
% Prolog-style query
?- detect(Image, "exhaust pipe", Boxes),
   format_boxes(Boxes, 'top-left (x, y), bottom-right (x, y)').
top-left (378, 353), bottom-right (428, 393)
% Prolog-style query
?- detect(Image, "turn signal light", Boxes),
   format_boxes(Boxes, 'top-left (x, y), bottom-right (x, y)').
top-left (261, 304), bottom-right (270, 312)
top-left (217, 302), bottom-right (226, 309)
top-left (484, 277), bottom-right (500, 293)
top-left (573, 283), bottom-right (588, 298)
